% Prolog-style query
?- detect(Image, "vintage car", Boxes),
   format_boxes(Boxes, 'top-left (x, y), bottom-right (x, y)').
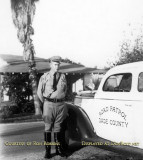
top-left (65, 61), bottom-right (143, 157)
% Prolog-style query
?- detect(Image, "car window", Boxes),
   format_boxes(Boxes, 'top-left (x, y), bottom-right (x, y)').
top-left (103, 73), bottom-right (132, 92)
top-left (138, 72), bottom-right (143, 92)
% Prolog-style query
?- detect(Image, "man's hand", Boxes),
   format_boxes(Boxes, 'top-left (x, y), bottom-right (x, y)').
top-left (48, 89), bottom-right (55, 98)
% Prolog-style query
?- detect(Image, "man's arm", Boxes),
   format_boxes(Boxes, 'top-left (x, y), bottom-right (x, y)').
top-left (37, 77), bottom-right (44, 103)
top-left (37, 74), bottom-right (55, 100)
top-left (50, 74), bottom-right (67, 98)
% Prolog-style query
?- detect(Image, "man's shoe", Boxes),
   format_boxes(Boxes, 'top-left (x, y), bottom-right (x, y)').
top-left (54, 132), bottom-right (67, 157)
top-left (44, 132), bottom-right (51, 159)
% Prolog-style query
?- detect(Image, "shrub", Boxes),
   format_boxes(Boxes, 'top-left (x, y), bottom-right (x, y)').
top-left (21, 99), bottom-right (35, 113)
top-left (0, 101), bottom-right (19, 119)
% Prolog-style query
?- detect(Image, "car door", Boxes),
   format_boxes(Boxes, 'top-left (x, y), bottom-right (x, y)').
top-left (82, 72), bottom-right (135, 144)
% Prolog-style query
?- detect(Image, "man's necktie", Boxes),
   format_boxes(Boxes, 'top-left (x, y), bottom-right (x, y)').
top-left (53, 72), bottom-right (57, 91)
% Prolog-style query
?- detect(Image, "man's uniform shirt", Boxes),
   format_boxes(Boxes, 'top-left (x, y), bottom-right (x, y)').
top-left (37, 71), bottom-right (67, 103)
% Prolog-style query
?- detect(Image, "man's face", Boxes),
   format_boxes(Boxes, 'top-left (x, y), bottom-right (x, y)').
top-left (50, 61), bottom-right (60, 72)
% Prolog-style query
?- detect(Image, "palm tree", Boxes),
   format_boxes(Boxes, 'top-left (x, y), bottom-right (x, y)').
top-left (10, 0), bottom-right (41, 115)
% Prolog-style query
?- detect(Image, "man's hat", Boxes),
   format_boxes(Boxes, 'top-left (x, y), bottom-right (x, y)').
top-left (50, 56), bottom-right (62, 63)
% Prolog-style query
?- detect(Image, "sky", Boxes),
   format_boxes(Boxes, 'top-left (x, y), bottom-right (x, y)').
top-left (0, 0), bottom-right (143, 68)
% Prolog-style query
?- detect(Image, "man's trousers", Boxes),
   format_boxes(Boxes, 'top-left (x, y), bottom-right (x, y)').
top-left (43, 100), bottom-right (67, 132)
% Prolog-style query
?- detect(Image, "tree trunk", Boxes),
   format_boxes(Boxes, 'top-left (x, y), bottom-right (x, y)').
top-left (28, 61), bottom-right (41, 115)
top-left (0, 75), bottom-right (2, 104)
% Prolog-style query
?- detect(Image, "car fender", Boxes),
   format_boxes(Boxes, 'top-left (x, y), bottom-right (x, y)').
top-left (65, 102), bottom-right (96, 142)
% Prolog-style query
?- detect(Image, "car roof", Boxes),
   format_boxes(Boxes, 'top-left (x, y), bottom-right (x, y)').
top-left (108, 61), bottom-right (143, 74)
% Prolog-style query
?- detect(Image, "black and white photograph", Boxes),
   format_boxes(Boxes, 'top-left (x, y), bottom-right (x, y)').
top-left (0, 0), bottom-right (143, 160)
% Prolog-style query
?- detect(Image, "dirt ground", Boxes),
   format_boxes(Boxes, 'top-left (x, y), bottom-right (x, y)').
top-left (5, 145), bottom-right (141, 160)
top-left (50, 146), bottom-right (142, 160)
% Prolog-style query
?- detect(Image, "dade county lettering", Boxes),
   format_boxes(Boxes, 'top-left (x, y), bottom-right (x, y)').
top-left (99, 118), bottom-right (128, 128)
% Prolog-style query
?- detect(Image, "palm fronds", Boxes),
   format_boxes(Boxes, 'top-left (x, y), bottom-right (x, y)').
top-left (11, 0), bottom-right (38, 29)
top-left (10, 0), bottom-right (39, 61)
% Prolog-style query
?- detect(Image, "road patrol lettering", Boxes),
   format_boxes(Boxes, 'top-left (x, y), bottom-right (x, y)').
top-left (99, 106), bottom-right (127, 121)
top-left (110, 106), bottom-right (127, 121)
top-left (99, 107), bottom-right (109, 115)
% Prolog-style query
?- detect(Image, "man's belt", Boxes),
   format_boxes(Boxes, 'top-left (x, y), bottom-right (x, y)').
top-left (44, 97), bottom-right (65, 103)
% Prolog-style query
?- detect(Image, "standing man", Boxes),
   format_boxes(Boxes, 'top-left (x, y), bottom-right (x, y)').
top-left (37, 56), bottom-right (67, 159)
